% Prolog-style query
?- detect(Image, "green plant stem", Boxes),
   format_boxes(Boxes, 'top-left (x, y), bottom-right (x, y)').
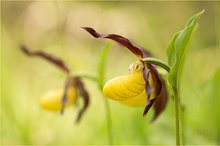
top-left (99, 82), bottom-right (113, 145)
top-left (173, 87), bottom-right (180, 145)
top-left (74, 73), bottom-right (98, 82)
top-left (77, 73), bottom-right (113, 144)
top-left (79, 75), bottom-right (98, 82)
top-left (97, 42), bottom-right (113, 145)
top-left (103, 96), bottom-right (113, 145)
top-left (178, 84), bottom-right (186, 145)
top-left (77, 72), bottom-right (113, 144)
top-left (142, 57), bottom-right (170, 72)
top-left (98, 84), bottom-right (113, 145)
top-left (180, 104), bottom-right (185, 145)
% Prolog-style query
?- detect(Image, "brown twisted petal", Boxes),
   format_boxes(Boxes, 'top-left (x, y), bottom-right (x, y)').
top-left (151, 79), bottom-right (168, 122)
top-left (20, 45), bottom-right (70, 73)
top-left (60, 78), bottom-right (72, 114)
top-left (141, 48), bottom-right (168, 121)
top-left (74, 77), bottom-right (90, 123)
top-left (142, 61), bottom-right (153, 98)
top-left (142, 63), bottom-right (162, 117)
top-left (82, 27), bottom-right (144, 59)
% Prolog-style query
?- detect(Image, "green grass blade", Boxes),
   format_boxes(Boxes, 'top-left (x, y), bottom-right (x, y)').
top-left (167, 10), bottom-right (204, 88)
top-left (98, 42), bottom-right (112, 89)
top-left (97, 42), bottom-right (113, 144)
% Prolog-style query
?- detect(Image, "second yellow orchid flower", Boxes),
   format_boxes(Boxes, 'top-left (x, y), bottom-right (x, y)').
top-left (40, 86), bottom-right (77, 111)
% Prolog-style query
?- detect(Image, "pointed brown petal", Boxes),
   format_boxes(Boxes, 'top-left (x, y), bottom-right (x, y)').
top-left (151, 79), bottom-right (168, 122)
top-left (74, 77), bottom-right (90, 123)
top-left (143, 98), bottom-right (157, 116)
top-left (142, 61), bottom-right (153, 98)
top-left (143, 63), bottom-right (162, 117)
top-left (82, 27), bottom-right (143, 58)
top-left (81, 27), bottom-right (102, 38)
top-left (60, 79), bottom-right (72, 115)
top-left (148, 64), bottom-right (162, 96)
top-left (20, 45), bottom-right (70, 73)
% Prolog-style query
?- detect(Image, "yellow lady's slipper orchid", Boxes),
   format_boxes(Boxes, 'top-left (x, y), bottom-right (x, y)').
top-left (103, 61), bottom-right (147, 106)
top-left (40, 86), bottom-right (77, 111)
top-left (21, 46), bottom-right (90, 122)
top-left (83, 26), bottom-right (168, 119)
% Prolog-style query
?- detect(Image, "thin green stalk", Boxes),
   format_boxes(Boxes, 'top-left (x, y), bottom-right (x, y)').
top-left (142, 57), bottom-right (170, 72)
top-left (75, 72), bottom-right (113, 144)
top-left (178, 81), bottom-right (186, 145)
top-left (173, 87), bottom-right (180, 145)
top-left (98, 42), bottom-right (113, 145)
top-left (75, 73), bottom-right (113, 144)
top-left (102, 88), bottom-right (113, 145)
top-left (180, 104), bottom-right (185, 145)
top-left (98, 78), bottom-right (113, 145)
top-left (75, 73), bottom-right (98, 82)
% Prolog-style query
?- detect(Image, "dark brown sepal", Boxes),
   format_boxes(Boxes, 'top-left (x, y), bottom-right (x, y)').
top-left (60, 78), bottom-right (72, 115)
top-left (74, 77), bottom-right (90, 123)
top-left (141, 61), bottom-right (153, 98)
top-left (82, 27), bottom-right (143, 59)
top-left (142, 63), bottom-right (162, 117)
top-left (151, 79), bottom-right (168, 122)
top-left (20, 45), bottom-right (70, 73)
top-left (143, 98), bottom-right (157, 116)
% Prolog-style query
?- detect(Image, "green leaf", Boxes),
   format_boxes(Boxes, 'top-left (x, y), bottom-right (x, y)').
top-left (98, 42), bottom-right (112, 89)
top-left (167, 10), bottom-right (204, 89)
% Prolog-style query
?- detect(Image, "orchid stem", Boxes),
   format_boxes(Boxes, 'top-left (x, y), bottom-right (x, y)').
top-left (180, 102), bottom-right (185, 145)
top-left (74, 73), bottom-right (98, 82)
top-left (173, 87), bottom-right (180, 145)
top-left (98, 83), bottom-right (113, 145)
top-left (97, 42), bottom-right (113, 145)
top-left (103, 96), bottom-right (113, 145)
top-left (99, 80), bottom-right (113, 145)
top-left (78, 72), bottom-right (113, 144)
top-left (142, 57), bottom-right (170, 72)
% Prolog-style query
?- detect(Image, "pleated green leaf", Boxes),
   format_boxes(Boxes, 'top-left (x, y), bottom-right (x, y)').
top-left (167, 10), bottom-right (204, 89)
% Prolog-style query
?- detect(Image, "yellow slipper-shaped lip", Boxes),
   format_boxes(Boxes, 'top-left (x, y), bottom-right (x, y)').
top-left (103, 61), bottom-right (147, 106)
top-left (40, 86), bottom-right (77, 111)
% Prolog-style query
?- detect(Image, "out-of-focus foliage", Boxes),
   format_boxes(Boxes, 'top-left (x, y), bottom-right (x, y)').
top-left (1, 1), bottom-right (219, 145)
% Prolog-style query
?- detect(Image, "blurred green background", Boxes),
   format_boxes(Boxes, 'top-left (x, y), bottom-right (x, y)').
top-left (1, 1), bottom-right (219, 145)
